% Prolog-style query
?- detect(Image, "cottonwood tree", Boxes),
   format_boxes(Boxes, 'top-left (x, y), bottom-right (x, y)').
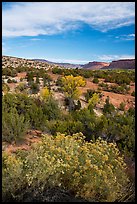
top-left (61, 75), bottom-right (86, 111)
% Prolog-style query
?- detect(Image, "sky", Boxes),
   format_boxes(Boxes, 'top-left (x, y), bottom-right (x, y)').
top-left (2, 2), bottom-right (135, 64)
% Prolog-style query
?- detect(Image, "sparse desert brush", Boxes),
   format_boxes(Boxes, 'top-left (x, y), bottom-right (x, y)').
top-left (2, 133), bottom-right (129, 202)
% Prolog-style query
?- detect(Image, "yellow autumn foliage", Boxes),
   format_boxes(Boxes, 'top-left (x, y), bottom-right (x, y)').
top-left (40, 86), bottom-right (51, 100)
top-left (61, 75), bottom-right (86, 99)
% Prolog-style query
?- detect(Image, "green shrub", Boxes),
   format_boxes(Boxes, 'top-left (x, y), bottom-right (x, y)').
top-left (84, 89), bottom-right (96, 102)
top-left (42, 97), bottom-right (62, 120)
top-left (15, 83), bottom-right (28, 93)
top-left (56, 77), bottom-right (63, 86)
top-left (119, 102), bottom-right (125, 111)
top-left (20, 77), bottom-right (24, 82)
top-left (29, 82), bottom-right (40, 94)
top-left (74, 100), bottom-right (81, 110)
top-left (2, 83), bottom-right (10, 93)
top-left (28, 104), bottom-right (47, 130)
top-left (92, 78), bottom-right (99, 84)
top-left (2, 107), bottom-right (29, 143)
top-left (46, 119), bottom-right (84, 136)
top-left (131, 91), bottom-right (135, 97)
top-left (98, 82), bottom-right (108, 88)
top-left (103, 97), bottom-right (115, 114)
top-left (2, 93), bottom-right (62, 131)
top-left (101, 111), bottom-right (135, 158)
top-left (7, 78), bottom-right (13, 83)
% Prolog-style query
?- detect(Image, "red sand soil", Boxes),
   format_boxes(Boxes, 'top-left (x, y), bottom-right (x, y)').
top-left (79, 78), bottom-right (135, 110)
top-left (7, 72), bottom-right (27, 91)
top-left (3, 130), bottom-right (43, 154)
top-left (17, 72), bottom-right (27, 78)
top-left (8, 83), bottom-right (18, 91)
top-left (48, 72), bottom-right (60, 81)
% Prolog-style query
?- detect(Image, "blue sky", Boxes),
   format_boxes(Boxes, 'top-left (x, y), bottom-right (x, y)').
top-left (2, 2), bottom-right (135, 64)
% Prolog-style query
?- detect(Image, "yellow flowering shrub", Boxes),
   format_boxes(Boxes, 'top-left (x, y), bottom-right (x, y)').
top-left (2, 133), bottom-right (129, 202)
top-left (2, 152), bottom-right (25, 199)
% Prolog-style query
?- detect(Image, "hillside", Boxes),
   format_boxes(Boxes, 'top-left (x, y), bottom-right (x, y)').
top-left (32, 59), bottom-right (82, 68)
top-left (2, 55), bottom-right (55, 70)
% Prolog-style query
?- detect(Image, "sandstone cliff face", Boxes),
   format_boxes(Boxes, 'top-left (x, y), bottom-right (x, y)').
top-left (106, 59), bottom-right (135, 69)
top-left (83, 61), bottom-right (110, 70)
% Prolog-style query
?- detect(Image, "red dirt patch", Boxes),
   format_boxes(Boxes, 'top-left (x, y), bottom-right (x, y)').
top-left (8, 83), bottom-right (18, 91)
top-left (101, 91), bottom-right (135, 110)
top-left (17, 72), bottom-right (27, 78)
top-left (79, 79), bottom-right (98, 94)
top-left (48, 72), bottom-right (60, 81)
top-left (3, 130), bottom-right (43, 154)
top-left (78, 78), bottom-right (135, 110)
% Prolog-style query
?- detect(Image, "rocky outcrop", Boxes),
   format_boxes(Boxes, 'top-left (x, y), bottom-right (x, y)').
top-left (103, 59), bottom-right (135, 69)
top-left (82, 61), bottom-right (110, 70)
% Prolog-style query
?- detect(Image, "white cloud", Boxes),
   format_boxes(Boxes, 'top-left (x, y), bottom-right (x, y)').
top-left (98, 54), bottom-right (135, 61)
top-left (2, 2), bottom-right (135, 37)
top-left (115, 33), bottom-right (135, 41)
top-left (30, 38), bottom-right (41, 41)
top-left (128, 34), bottom-right (135, 37)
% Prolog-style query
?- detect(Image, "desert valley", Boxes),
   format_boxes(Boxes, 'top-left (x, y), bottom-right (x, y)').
top-left (2, 2), bottom-right (135, 203)
top-left (2, 55), bottom-right (135, 202)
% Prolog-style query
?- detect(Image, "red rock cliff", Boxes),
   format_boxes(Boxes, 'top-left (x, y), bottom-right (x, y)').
top-left (107, 59), bottom-right (135, 69)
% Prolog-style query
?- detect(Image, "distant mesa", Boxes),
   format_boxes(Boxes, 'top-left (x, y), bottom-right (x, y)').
top-left (101, 59), bottom-right (135, 70)
top-left (82, 61), bottom-right (110, 70)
